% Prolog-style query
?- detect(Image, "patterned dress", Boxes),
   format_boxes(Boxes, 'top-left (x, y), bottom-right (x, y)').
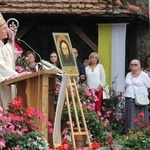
top-left (124, 71), bottom-right (150, 133)
top-left (124, 97), bottom-right (149, 133)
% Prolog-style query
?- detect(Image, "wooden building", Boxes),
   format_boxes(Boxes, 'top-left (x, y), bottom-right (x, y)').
top-left (0, 0), bottom-right (149, 70)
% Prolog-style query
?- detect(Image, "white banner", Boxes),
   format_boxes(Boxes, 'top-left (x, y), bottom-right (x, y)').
top-left (112, 24), bottom-right (127, 91)
top-left (53, 74), bottom-right (69, 147)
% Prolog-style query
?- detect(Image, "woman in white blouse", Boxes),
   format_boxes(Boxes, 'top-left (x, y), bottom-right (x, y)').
top-left (85, 52), bottom-right (106, 113)
top-left (124, 59), bottom-right (150, 133)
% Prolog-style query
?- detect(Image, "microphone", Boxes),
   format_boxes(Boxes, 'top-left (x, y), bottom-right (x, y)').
top-left (16, 38), bottom-right (44, 70)
top-left (41, 59), bottom-right (64, 74)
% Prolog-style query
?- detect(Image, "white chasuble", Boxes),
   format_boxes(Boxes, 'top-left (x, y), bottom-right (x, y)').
top-left (0, 41), bottom-right (17, 109)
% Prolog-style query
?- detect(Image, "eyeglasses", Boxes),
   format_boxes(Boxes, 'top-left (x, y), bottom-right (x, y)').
top-left (131, 64), bottom-right (138, 66)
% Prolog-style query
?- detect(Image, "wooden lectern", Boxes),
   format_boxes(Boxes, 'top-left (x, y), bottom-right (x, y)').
top-left (5, 70), bottom-right (58, 146)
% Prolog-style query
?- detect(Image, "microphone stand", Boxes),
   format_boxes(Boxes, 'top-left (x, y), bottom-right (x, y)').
top-left (17, 38), bottom-right (44, 70)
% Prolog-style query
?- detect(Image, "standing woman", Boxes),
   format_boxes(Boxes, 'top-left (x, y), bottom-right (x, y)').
top-left (49, 51), bottom-right (60, 67)
top-left (85, 52), bottom-right (106, 113)
top-left (124, 59), bottom-right (150, 133)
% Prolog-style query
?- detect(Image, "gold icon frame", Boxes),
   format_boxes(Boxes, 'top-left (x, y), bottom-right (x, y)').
top-left (53, 33), bottom-right (79, 76)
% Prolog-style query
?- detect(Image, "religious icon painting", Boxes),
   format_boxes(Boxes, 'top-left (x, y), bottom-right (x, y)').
top-left (52, 33), bottom-right (79, 76)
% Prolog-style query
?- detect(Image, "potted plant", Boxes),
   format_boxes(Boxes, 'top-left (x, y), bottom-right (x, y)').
top-left (116, 112), bottom-right (150, 150)
top-left (102, 89), bottom-right (125, 133)
top-left (0, 97), bottom-right (53, 149)
top-left (55, 83), bottom-right (114, 148)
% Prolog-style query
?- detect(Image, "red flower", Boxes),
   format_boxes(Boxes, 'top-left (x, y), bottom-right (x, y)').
top-left (107, 136), bottom-right (114, 146)
top-left (62, 138), bottom-right (68, 144)
top-left (91, 141), bottom-right (101, 149)
top-left (8, 113), bottom-right (14, 118)
top-left (55, 138), bottom-right (71, 150)
top-left (10, 97), bottom-right (23, 110)
top-left (27, 119), bottom-right (33, 125)
top-left (58, 143), bottom-right (70, 150)
top-left (18, 116), bottom-right (25, 122)
top-left (132, 118), bottom-right (138, 123)
top-left (139, 112), bottom-right (144, 118)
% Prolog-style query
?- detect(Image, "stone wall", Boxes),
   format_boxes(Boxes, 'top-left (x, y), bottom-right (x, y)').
top-left (136, 22), bottom-right (150, 67)
top-left (136, 0), bottom-right (149, 67)
top-left (136, 0), bottom-right (149, 9)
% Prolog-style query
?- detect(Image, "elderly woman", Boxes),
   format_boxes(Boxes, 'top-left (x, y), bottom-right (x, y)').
top-left (85, 52), bottom-right (106, 113)
top-left (25, 51), bottom-right (40, 71)
top-left (124, 59), bottom-right (150, 133)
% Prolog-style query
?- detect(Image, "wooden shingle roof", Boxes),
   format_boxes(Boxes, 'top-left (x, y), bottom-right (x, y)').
top-left (0, 0), bottom-right (144, 16)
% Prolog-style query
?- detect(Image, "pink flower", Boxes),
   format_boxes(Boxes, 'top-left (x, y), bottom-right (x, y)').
top-left (104, 119), bottom-right (109, 126)
top-left (101, 106), bottom-right (105, 110)
top-left (15, 130), bottom-right (23, 137)
top-left (66, 121), bottom-right (70, 125)
top-left (0, 139), bottom-right (6, 149)
top-left (22, 126), bottom-right (28, 132)
top-left (97, 111), bottom-right (102, 117)
top-left (14, 145), bottom-right (21, 150)
top-left (85, 88), bottom-right (91, 96)
top-left (47, 121), bottom-right (53, 127)
top-left (63, 129), bottom-right (68, 135)
top-left (82, 101), bottom-right (86, 105)
top-left (49, 128), bottom-right (53, 133)
top-left (55, 88), bottom-right (60, 94)
top-left (0, 96), bottom-right (52, 149)
top-left (15, 66), bottom-right (24, 73)
top-left (64, 101), bottom-right (67, 105)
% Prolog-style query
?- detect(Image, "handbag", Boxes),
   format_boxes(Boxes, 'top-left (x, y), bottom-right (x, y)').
top-left (103, 85), bottom-right (110, 99)
top-left (135, 93), bottom-right (150, 106)
top-left (131, 80), bottom-right (149, 106)
top-left (98, 64), bottom-right (110, 99)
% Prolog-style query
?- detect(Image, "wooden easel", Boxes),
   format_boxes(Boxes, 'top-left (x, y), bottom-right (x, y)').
top-left (65, 77), bottom-right (91, 149)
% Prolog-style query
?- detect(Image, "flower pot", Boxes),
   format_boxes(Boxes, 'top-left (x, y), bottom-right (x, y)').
top-left (74, 134), bottom-right (86, 148)
top-left (74, 128), bottom-right (87, 148)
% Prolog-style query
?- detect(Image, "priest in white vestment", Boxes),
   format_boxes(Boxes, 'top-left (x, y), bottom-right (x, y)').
top-left (0, 13), bottom-right (24, 109)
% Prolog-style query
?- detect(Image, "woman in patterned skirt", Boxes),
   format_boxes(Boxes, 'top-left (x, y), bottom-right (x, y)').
top-left (124, 59), bottom-right (150, 133)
